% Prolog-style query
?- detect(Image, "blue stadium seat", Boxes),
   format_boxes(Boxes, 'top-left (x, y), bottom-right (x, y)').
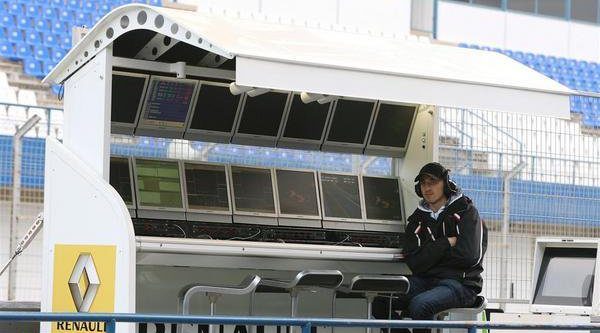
top-left (75, 12), bottom-right (91, 26)
top-left (458, 43), bottom-right (468, 48)
top-left (42, 33), bottom-right (57, 46)
top-left (60, 35), bottom-right (71, 49)
top-left (34, 47), bottom-right (50, 61)
top-left (16, 44), bottom-right (30, 58)
top-left (34, 19), bottom-right (49, 32)
top-left (0, 14), bottom-right (13, 27)
top-left (25, 30), bottom-right (41, 44)
top-left (7, 2), bottom-right (22, 15)
top-left (23, 57), bottom-right (43, 77)
top-left (7, 28), bottom-right (23, 42)
top-left (44, 61), bottom-right (56, 74)
top-left (52, 49), bottom-right (65, 63)
top-left (52, 21), bottom-right (68, 33)
top-left (42, 7), bottom-right (57, 19)
top-left (26, 4), bottom-right (40, 17)
top-left (82, 2), bottom-right (95, 11)
top-left (16, 16), bottom-right (30, 29)
top-left (59, 9), bottom-right (75, 22)
top-left (0, 41), bottom-right (15, 58)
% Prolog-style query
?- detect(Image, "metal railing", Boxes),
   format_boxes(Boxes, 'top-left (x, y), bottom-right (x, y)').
top-left (4, 312), bottom-right (600, 333)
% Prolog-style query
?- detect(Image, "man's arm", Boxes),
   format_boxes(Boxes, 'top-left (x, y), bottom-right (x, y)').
top-left (403, 220), bottom-right (451, 274)
top-left (445, 206), bottom-right (484, 268)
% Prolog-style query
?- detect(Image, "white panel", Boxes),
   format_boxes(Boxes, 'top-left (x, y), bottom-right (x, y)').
top-left (411, 0), bottom-right (434, 32)
top-left (505, 12), bottom-right (569, 57)
top-left (437, 1), bottom-right (505, 48)
top-left (569, 22), bottom-right (600, 62)
top-left (196, 0), bottom-right (260, 14)
top-left (262, 0), bottom-right (337, 26)
top-left (236, 57), bottom-right (570, 118)
top-left (338, 0), bottom-right (411, 36)
top-left (62, 47), bottom-right (111, 180)
top-left (40, 138), bottom-right (136, 333)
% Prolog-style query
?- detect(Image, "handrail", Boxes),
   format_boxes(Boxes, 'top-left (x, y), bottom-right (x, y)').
top-left (4, 312), bottom-right (600, 333)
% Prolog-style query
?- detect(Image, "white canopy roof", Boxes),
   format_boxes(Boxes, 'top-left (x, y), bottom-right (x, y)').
top-left (44, 4), bottom-right (572, 118)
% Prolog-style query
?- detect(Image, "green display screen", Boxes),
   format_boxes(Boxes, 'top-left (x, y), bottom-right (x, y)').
top-left (135, 159), bottom-right (183, 208)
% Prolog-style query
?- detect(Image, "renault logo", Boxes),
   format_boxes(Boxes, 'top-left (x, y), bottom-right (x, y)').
top-left (68, 253), bottom-right (100, 312)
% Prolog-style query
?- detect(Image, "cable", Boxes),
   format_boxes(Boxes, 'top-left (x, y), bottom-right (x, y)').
top-left (173, 224), bottom-right (187, 238)
top-left (228, 229), bottom-right (261, 241)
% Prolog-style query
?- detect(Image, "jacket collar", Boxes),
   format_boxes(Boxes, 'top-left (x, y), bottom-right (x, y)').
top-left (417, 191), bottom-right (464, 219)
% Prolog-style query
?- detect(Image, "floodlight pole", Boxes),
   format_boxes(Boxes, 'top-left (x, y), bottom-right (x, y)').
top-left (8, 115), bottom-right (41, 300)
top-left (499, 161), bottom-right (526, 309)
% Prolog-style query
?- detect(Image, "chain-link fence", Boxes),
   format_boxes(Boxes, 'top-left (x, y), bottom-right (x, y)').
top-left (439, 105), bottom-right (600, 303)
top-left (3, 100), bottom-right (600, 307)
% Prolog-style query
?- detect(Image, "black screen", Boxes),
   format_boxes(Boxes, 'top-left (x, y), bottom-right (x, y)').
top-left (142, 77), bottom-right (196, 126)
top-left (189, 83), bottom-right (241, 133)
top-left (231, 166), bottom-right (275, 214)
top-left (237, 92), bottom-right (289, 136)
top-left (326, 99), bottom-right (374, 144)
top-left (111, 73), bottom-right (146, 124)
top-left (533, 247), bottom-right (596, 307)
top-left (369, 103), bottom-right (416, 148)
top-left (109, 157), bottom-right (133, 205)
top-left (276, 169), bottom-right (319, 216)
top-left (282, 95), bottom-right (331, 141)
top-left (320, 173), bottom-right (362, 219)
top-left (363, 176), bottom-right (402, 221)
top-left (185, 163), bottom-right (230, 211)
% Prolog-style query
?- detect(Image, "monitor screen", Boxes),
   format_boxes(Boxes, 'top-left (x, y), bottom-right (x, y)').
top-left (231, 166), bottom-right (276, 214)
top-left (236, 92), bottom-right (289, 137)
top-left (109, 157), bottom-right (134, 205)
top-left (140, 76), bottom-right (197, 128)
top-left (362, 176), bottom-right (402, 221)
top-left (188, 83), bottom-right (241, 133)
top-left (135, 159), bottom-right (183, 208)
top-left (276, 169), bottom-right (320, 217)
top-left (282, 94), bottom-right (331, 141)
top-left (320, 173), bottom-right (362, 219)
top-left (369, 103), bottom-right (417, 148)
top-left (326, 99), bottom-right (375, 144)
top-left (533, 247), bottom-right (596, 307)
top-left (111, 72), bottom-right (147, 124)
top-left (184, 163), bottom-right (230, 212)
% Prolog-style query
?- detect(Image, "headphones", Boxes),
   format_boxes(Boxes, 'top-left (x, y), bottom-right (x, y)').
top-left (414, 166), bottom-right (458, 198)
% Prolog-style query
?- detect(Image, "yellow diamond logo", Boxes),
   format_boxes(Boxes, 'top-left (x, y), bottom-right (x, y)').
top-left (68, 253), bottom-right (100, 312)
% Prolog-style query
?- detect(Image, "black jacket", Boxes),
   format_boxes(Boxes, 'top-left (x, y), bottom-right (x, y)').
top-left (403, 193), bottom-right (487, 293)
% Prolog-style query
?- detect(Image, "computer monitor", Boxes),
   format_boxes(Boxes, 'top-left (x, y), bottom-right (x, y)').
top-left (232, 91), bottom-right (291, 147)
top-left (109, 156), bottom-right (136, 217)
top-left (183, 162), bottom-right (232, 223)
top-left (362, 176), bottom-right (403, 232)
top-left (365, 102), bottom-right (418, 157)
top-left (530, 238), bottom-right (600, 316)
top-left (319, 172), bottom-right (364, 230)
top-left (136, 76), bottom-right (198, 139)
top-left (277, 94), bottom-right (333, 150)
top-left (111, 71), bottom-right (148, 135)
top-left (184, 81), bottom-right (243, 143)
top-left (133, 158), bottom-right (185, 220)
top-left (322, 98), bottom-right (376, 154)
top-left (275, 169), bottom-right (322, 228)
top-left (230, 166), bottom-right (277, 225)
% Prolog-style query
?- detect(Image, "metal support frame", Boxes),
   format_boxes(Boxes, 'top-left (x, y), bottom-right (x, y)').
top-left (499, 161), bottom-right (527, 308)
top-left (8, 115), bottom-right (40, 300)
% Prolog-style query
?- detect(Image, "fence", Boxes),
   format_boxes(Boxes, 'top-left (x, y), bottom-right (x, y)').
top-left (6, 312), bottom-right (600, 333)
top-left (3, 100), bottom-right (600, 306)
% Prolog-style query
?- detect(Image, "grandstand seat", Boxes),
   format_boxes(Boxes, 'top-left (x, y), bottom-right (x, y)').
top-left (26, 4), bottom-right (40, 17)
top-left (60, 35), bottom-right (72, 49)
top-left (52, 21), bottom-right (67, 33)
top-left (75, 12), bottom-right (91, 27)
top-left (44, 61), bottom-right (56, 74)
top-left (0, 14), bottom-right (13, 27)
top-left (43, 33), bottom-right (56, 46)
top-left (23, 58), bottom-right (43, 77)
top-left (7, 28), bottom-right (23, 42)
top-left (34, 19), bottom-right (50, 32)
top-left (16, 17), bottom-right (30, 29)
top-left (59, 9), bottom-right (75, 22)
top-left (16, 44), bottom-right (31, 59)
top-left (42, 7), bottom-right (57, 19)
top-left (7, 2), bottom-right (22, 15)
top-left (34, 47), bottom-right (50, 61)
top-left (0, 41), bottom-right (16, 58)
top-left (52, 49), bottom-right (65, 63)
top-left (25, 30), bottom-right (41, 44)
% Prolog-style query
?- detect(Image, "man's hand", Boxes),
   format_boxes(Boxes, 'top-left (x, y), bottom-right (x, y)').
top-left (448, 237), bottom-right (457, 247)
